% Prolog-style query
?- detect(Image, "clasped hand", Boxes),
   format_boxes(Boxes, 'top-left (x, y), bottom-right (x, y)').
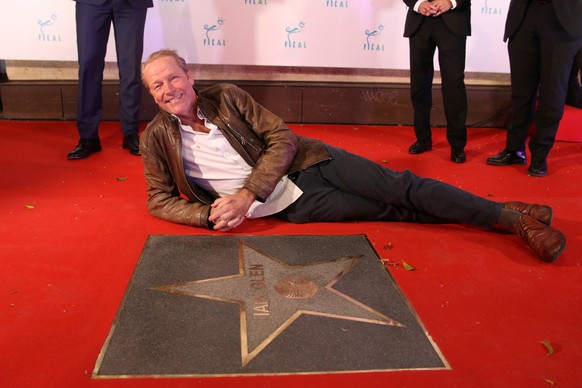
top-left (418, 0), bottom-right (453, 17)
top-left (208, 188), bottom-right (256, 232)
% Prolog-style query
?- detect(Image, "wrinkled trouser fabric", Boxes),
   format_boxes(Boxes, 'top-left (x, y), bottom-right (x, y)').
top-left (278, 145), bottom-right (501, 227)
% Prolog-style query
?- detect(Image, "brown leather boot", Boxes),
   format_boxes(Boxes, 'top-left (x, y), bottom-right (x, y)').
top-left (505, 201), bottom-right (553, 226)
top-left (511, 215), bottom-right (566, 263)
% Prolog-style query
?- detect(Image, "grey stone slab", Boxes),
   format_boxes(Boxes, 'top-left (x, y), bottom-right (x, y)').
top-left (93, 235), bottom-right (448, 377)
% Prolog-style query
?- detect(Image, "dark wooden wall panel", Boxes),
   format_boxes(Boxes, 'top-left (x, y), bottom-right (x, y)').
top-left (303, 85), bottom-right (414, 125)
top-left (1, 84), bottom-right (63, 119)
top-left (237, 84), bottom-right (303, 123)
top-left (466, 86), bottom-right (512, 128)
top-left (0, 81), bottom-right (512, 129)
top-left (61, 83), bottom-right (77, 119)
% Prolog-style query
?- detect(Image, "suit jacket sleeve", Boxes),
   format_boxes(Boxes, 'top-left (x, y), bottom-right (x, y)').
top-left (403, 0), bottom-right (423, 37)
top-left (553, 0), bottom-right (582, 38)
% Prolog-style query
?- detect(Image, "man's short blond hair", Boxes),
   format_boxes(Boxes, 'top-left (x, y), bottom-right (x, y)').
top-left (141, 49), bottom-right (189, 87)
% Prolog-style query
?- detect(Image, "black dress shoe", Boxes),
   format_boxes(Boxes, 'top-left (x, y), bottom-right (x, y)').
top-left (528, 158), bottom-right (548, 177)
top-left (486, 150), bottom-right (527, 166)
top-left (409, 141), bottom-right (432, 154)
top-left (67, 139), bottom-right (102, 160)
top-left (451, 148), bottom-right (466, 163)
top-left (122, 133), bottom-right (141, 156)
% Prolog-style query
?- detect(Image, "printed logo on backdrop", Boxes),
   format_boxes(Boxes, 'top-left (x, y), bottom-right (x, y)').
top-left (38, 14), bottom-right (61, 42)
top-left (481, 0), bottom-right (503, 15)
top-left (326, 0), bottom-right (349, 7)
top-left (285, 21), bottom-right (307, 49)
top-left (203, 18), bottom-right (226, 47)
top-left (364, 24), bottom-right (384, 51)
top-left (244, 0), bottom-right (268, 4)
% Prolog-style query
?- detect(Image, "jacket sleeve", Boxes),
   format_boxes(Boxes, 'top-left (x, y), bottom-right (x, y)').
top-left (223, 85), bottom-right (299, 202)
top-left (403, 0), bottom-right (418, 9)
top-left (455, 0), bottom-right (468, 8)
top-left (140, 124), bottom-right (213, 229)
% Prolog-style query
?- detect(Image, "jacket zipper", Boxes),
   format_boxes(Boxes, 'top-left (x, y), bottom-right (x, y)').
top-left (218, 113), bottom-right (262, 153)
top-left (199, 98), bottom-right (263, 153)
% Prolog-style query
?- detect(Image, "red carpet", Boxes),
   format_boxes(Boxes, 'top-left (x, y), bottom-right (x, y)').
top-left (1, 120), bottom-right (581, 387)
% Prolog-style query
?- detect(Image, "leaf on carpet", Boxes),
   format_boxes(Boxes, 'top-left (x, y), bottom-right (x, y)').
top-left (540, 340), bottom-right (554, 356)
top-left (402, 260), bottom-right (415, 271)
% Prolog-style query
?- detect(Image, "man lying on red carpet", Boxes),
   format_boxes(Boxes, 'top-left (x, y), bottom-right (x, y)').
top-left (139, 49), bottom-right (566, 263)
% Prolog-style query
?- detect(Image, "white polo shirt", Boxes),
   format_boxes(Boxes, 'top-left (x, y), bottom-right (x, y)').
top-left (179, 110), bottom-right (302, 218)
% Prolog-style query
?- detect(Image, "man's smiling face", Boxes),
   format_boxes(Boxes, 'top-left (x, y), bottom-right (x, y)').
top-left (143, 55), bottom-right (197, 122)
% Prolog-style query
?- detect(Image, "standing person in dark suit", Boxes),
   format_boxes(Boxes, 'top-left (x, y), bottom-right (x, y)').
top-left (486, 0), bottom-right (582, 177)
top-left (67, 0), bottom-right (153, 160)
top-left (403, 0), bottom-right (471, 163)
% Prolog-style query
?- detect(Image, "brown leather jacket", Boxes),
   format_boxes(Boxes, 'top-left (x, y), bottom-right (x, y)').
top-left (140, 83), bottom-right (330, 228)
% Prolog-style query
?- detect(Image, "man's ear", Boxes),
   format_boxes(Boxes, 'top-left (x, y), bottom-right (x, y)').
top-left (187, 71), bottom-right (195, 86)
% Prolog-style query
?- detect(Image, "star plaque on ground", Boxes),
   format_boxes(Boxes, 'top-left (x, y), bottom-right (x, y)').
top-left (93, 235), bottom-right (448, 377)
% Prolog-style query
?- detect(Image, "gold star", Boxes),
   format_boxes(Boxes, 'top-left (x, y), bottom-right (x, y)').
top-left (154, 240), bottom-right (404, 367)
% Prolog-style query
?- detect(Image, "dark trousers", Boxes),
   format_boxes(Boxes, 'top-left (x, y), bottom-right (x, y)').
top-left (566, 49), bottom-right (582, 108)
top-left (409, 17), bottom-right (468, 150)
top-left (506, 1), bottom-right (582, 159)
top-left (278, 145), bottom-right (501, 227)
top-left (76, 0), bottom-right (147, 139)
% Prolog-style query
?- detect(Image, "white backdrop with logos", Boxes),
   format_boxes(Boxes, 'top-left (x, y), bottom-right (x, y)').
top-left (0, 0), bottom-right (509, 73)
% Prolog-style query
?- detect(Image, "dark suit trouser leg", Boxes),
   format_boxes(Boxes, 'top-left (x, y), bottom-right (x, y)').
top-left (507, 1), bottom-right (582, 156)
top-left (574, 49), bottom-right (582, 108)
top-left (435, 27), bottom-right (467, 150)
top-left (566, 56), bottom-right (582, 108)
top-left (529, 3), bottom-right (582, 160)
top-left (409, 26), bottom-right (436, 144)
top-left (76, 2), bottom-right (113, 140)
top-left (112, 3), bottom-right (147, 136)
top-left (506, 24), bottom-right (539, 153)
top-left (278, 145), bottom-right (501, 227)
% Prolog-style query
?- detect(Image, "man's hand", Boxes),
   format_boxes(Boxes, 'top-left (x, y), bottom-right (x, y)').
top-left (208, 188), bottom-right (256, 232)
top-left (418, 1), bottom-right (439, 16)
top-left (429, 0), bottom-right (453, 16)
